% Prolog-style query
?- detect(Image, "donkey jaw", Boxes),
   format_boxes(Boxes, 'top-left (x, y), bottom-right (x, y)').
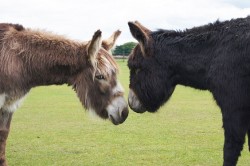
top-left (106, 96), bottom-right (129, 125)
top-left (128, 89), bottom-right (146, 113)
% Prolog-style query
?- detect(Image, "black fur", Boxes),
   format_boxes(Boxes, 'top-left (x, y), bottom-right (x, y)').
top-left (128, 16), bottom-right (250, 166)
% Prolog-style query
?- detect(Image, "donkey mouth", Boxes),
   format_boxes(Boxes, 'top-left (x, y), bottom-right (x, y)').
top-left (109, 115), bottom-right (128, 125)
top-left (109, 108), bottom-right (128, 125)
top-left (109, 115), bottom-right (120, 125)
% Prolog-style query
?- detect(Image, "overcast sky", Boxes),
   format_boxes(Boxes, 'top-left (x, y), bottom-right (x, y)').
top-left (1, 0), bottom-right (250, 45)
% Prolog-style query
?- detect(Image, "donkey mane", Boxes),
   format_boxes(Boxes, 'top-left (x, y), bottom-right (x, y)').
top-left (2, 24), bottom-right (84, 65)
top-left (153, 16), bottom-right (250, 40)
top-left (5, 25), bottom-right (118, 74)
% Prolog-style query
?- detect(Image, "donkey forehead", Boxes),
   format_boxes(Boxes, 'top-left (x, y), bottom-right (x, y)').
top-left (96, 48), bottom-right (118, 76)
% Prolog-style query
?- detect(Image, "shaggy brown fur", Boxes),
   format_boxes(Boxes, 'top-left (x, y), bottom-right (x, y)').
top-left (0, 23), bottom-right (127, 165)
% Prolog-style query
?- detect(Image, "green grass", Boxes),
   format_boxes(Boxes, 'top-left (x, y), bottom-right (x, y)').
top-left (7, 60), bottom-right (250, 166)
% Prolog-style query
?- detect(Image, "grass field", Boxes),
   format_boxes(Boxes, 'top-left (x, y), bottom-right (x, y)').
top-left (7, 60), bottom-right (250, 166)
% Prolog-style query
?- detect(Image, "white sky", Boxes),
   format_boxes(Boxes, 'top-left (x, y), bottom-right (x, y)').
top-left (1, 0), bottom-right (250, 45)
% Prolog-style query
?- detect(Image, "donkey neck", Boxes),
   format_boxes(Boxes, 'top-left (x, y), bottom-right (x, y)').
top-left (12, 29), bottom-right (88, 87)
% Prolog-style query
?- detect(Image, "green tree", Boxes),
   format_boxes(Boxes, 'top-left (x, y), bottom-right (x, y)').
top-left (113, 42), bottom-right (137, 56)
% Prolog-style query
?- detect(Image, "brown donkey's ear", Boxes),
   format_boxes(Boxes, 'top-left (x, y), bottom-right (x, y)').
top-left (87, 30), bottom-right (102, 69)
top-left (128, 21), bottom-right (152, 57)
top-left (102, 30), bottom-right (121, 52)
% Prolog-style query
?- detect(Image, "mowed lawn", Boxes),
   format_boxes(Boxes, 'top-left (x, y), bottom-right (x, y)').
top-left (7, 60), bottom-right (250, 166)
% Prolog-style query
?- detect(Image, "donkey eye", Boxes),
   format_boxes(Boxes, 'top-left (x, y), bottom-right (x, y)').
top-left (95, 74), bottom-right (105, 80)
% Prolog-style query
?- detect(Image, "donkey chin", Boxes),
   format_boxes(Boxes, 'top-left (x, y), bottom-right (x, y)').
top-left (128, 90), bottom-right (146, 113)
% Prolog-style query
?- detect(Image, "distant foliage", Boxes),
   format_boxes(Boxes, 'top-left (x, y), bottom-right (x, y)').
top-left (113, 42), bottom-right (137, 56)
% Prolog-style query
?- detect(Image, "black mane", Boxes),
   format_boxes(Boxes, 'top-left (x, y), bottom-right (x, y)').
top-left (153, 16), bottom-right (250, 39)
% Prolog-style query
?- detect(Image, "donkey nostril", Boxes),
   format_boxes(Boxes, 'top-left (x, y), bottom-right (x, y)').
top-left (121, 107), bottom-right (129, 121)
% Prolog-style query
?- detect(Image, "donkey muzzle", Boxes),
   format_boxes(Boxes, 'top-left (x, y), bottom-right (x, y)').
top-left (106, 96), bottom-right (129, 125)
top-left (128, 89), bottom-right (146, 113)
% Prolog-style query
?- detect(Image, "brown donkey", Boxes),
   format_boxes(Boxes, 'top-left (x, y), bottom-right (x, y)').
top-left (0, 23), bottom-right (128, 165)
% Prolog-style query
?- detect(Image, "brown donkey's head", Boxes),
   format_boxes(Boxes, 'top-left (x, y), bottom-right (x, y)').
top-left (74, 30), bottom-right (128, 125)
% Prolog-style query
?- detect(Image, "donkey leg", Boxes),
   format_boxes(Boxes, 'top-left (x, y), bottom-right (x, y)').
top-left (0, 109), bottom-right (13, 166)
top-left (222, 113), bottom-right (248, 166)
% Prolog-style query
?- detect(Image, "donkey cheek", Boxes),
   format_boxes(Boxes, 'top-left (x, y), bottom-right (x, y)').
top-left (98, 82), bottom-right (110, 94)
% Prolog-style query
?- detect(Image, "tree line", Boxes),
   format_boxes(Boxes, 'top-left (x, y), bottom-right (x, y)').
top-left (112, 42), bottom-right (137, 56)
